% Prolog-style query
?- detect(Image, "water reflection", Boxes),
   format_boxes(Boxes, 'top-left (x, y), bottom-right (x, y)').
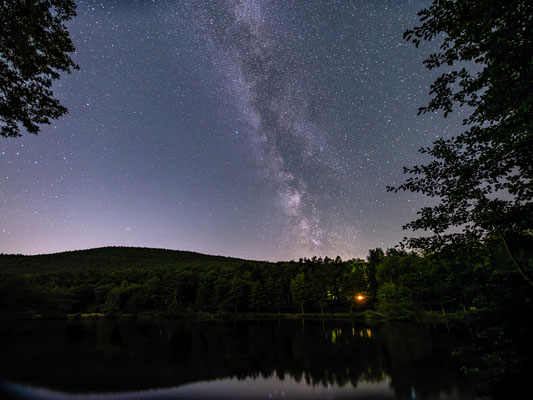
top-left (0, 319), bottom-right (478, 399)
top-left (2, 377), bottom-right (396, 400)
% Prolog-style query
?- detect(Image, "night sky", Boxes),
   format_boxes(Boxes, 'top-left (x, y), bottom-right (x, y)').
top-left (0, 0), bottom-right (468, 261)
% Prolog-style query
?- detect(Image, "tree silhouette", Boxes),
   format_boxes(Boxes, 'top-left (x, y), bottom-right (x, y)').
top-left (392, 0), bottom-right (533, 285)
top-left (0, 0), bottom-right (78, 137)
top-left (291, 272), bottom-right (307, 315)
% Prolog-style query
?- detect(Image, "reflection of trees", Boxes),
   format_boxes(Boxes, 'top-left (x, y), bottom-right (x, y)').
top-left (379, 323), bottom-right (473, 399)
top-left (0, 320), bottom-right (469, 398)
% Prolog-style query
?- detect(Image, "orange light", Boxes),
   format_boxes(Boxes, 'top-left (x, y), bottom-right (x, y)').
top-left (356, 295), bottom-right (365, 301)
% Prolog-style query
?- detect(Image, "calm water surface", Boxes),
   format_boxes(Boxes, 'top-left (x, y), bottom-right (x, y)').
top-left (0, 319), bottom-right (483, 399)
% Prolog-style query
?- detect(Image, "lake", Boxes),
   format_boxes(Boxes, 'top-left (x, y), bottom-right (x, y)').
top-left (0, 318), bottom-right (484, 399)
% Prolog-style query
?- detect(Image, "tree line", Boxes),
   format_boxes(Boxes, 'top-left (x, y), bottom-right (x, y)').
top-left (1, 236), bottom-right (530, 320)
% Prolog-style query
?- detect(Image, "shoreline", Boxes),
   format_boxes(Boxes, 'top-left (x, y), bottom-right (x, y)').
top-left (1, 309), bottom-right (466, 324)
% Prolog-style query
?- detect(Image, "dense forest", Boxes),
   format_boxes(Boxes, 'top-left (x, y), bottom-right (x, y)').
top-left (1, 237), bottom-right (531, 322)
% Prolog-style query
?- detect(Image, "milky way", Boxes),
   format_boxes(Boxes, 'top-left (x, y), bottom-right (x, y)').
top-left (0, 0), bottom-right (468, 260)
top-left (197, 0), bottom-right (331, 254)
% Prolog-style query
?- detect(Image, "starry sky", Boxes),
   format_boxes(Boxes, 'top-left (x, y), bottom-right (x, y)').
top-left (0, 0), bottom-right (468, 261)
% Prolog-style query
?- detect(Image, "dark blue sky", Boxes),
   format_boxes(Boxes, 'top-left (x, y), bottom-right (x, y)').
top-left (0, 0), bottom-right (468, 261)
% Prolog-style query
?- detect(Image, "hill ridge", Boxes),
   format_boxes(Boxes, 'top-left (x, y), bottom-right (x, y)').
top-left (0, 245), bottom-right (259, 263)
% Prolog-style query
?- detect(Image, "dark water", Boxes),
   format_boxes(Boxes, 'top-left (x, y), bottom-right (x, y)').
top-left (0, 318), bottom-right (483, 399)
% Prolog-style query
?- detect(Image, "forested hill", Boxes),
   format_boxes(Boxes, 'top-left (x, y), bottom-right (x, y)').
top-left (1, 242), bottom-right (531, 323)
top-left (0, 245), bottom-right (371, 318)
top-left (0, 246), bottom-right (288, 318)
top-left (0, 246), bottom-right (259, 273)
